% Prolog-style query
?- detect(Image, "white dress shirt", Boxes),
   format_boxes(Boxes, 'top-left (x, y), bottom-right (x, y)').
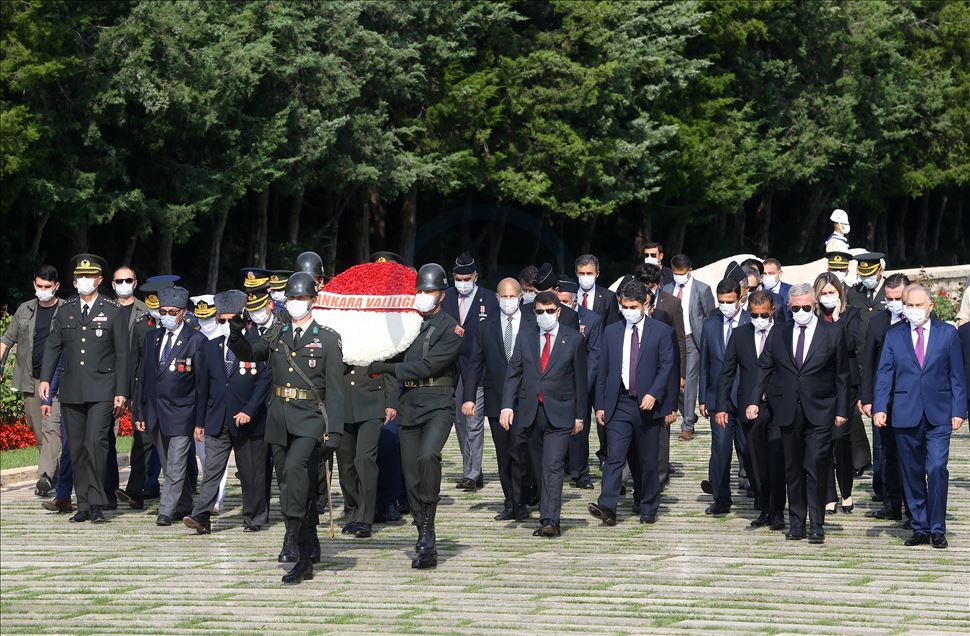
top-left (676, 276), bottom-right (694, 336)
top-left (755, 321), bottom-right (775, 357)
top-left (538, 321), bottom-right (559, 358)
top-left (458, 284), bottom-right (478, 324)
top-left (723, 311), bottom-right (742, 345)
top-left (791, 314), bottom-right (818, 362)
top-left (579, 287), bottom-right (596, 311)
top-left (910, 318), bottom-right (931, 354)
top-left (80, 295), bottom-right (97, 316)
top-left (621, 317), bottom-right (644, 390)
top-left (502, 309), bottom-right (522, 351)
top-left (159, 321), bottom-right (185, 363)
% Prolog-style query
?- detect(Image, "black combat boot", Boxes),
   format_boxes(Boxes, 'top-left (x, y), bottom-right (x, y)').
top-left (304, 509), bottom-right (321, 564)
top-left (283, 531), bottom-right (314, 584)
top-left (412, 502), bottom-right (438, 569)
top-left (277, 517), bottom-right (301, 563)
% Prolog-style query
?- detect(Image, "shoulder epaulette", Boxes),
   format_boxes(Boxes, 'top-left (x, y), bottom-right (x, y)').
top-left (102, 297), bottom-right (120, 307)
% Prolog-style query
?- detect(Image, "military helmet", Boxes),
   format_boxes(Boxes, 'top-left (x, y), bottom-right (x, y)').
top-left (416, 263), bottom-right (448, 292)
top-left (295, 251), bottom-right (324, 278)
top-left (285, 271), bottom-right (318, 298)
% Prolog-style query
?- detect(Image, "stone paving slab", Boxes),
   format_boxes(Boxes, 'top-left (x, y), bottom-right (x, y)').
top-left (1, 421), bottom-right (968, 634)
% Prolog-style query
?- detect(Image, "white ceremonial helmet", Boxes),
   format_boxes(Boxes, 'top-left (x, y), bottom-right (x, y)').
top-left (830, 208), bottom-right (849, 225)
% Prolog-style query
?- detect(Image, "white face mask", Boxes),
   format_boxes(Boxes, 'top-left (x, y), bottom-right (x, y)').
top-left (819, 294), bottom-right (840, 309)
top-left (762, 275), bottom-right (778, 290)
top-left (454, 280), bottom-right (475, 296)
top-left (673, 273), bottom-right (690, 286)
top-left (114, 282), bottom-right (134, 298)
top-left (199, 318), bottom-right (220, 339)
top-left (521, 291), bottom-right (536, 304)
top-left (35, 287), bottom-right (56, 302)
top-left (841, 223), bottom-right (851, 235)
top-left (577, 274), bottom-right (596, 291)
top-left (718, 302), bottom-right (739, 319)
top-left (861, 276), bottom-right (878, 290)
top-left (621, 307), bottom-right (644, 324)
top-left (413, 293), bottom-right (438, 313)
top-left (831, 271), bottom-right (847, 283)
top-left (792, 307), bottom-right (814, 325)
top-left (536, 312), bottom-right (558, 332)
top-left (644, 256), bottom-right (659, 266)
top-left (285, 299), bottom-right (311, 321)
top-left (499, 297), bottom-right (520, 316)
top-left (904, 306), bottom-right (929, 327)
top-left (270, 290), bottom-right (286, 303)
top-left (886, 299), bottom-right (904, 317)
top-left (751, 316), bottom-right (771, 331)
top-left (76, 277), bottom-right (97, 295)
top-left (249, 307), bottom-right (271, 325)
top-left (219, 322), bottom-right (232, 339)
top-left (160, 314), bottom-right (180, 330)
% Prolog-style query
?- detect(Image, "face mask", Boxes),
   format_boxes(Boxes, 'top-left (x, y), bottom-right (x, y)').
top-left (792, 308), bottom-right (814, 326)
top-left (249, 307), bottom-right (271, 325)
top-left (149, 309), bottom-right (161, 320)
top-left (842, 224), bottom-right (851, 235)
top-left (832, 271), bottom-right (847, 283)
top-left (76, 278), bottom-right (97, 295)
top-left (114, 282), bottom-right (134, 298)
top-left (35, 287), bottom-right (55, 302)
top-left (577, 275), bottom-right (596, 291)
top-left (861, 276), bottom-right (878, 290)
top-left (886, 299), bottom-right (904, 317)
top-left (621, 308), bottom-right (644, 324)
top-left (673, 273), bottom-right (690, 286)
top-left (752, 316), bottom-right (771, 331)
top-left (160, 314), bottom-right (179, 330)
top-left (904, 307), bottom-right (928, 327)
top-left (499, 298), bottom-right (520, 316)
top-left (718, 302), bottom-right (739, 319)
top-left (286, 299), bottom-right (311, 320)
top-left (762, 275), bottom-right (777, 290)
top-left (819, 294), bottom-right (840, 310)
top-left (219, 322), bottom-right (232, 339)
top-left (199, 318), bottom-right (220, 339)
top-left (270, 291), bottom-right (285, 303)
top-left (413, 293), bottom-right (438, 313)
top-left (522, 291), bottom-right (536, 304)
top-left (537, 312), bottom-right (558, 332)
top-left (644, 256), bottom-right (659, 266)
top-left (455, 280), bottom-right (474, 296)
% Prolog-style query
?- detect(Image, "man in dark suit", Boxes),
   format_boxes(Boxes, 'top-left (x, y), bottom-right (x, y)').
top-left (462, 277), bottom-right (528, 521)
top-left (699, 278), bottom-right (750, 515)
top-left (184, 290), bottom-right (271, 534)
top-left (747, 283), bottom-right (850, 544)
top-left (642, 242), bottom-right (674, 286)
top-left (575, 254), bottom-right (621, 326)
top-left (717, 290), bottom-right (786, 530)
top-left (762, 258), bottom-right (792, 321)
top-left (960, 322), bottom-right (970, 419)
top-left (588, 280), bottom-right (675, 526)
top-left (132, 286), bottom-right (208, 526)
top-left (39, 254), bottom-right (130, 524)
top-left (442, 252), bottom-right (498, 491)
top-left (873, 284), bottom-right (967, 549)
top-left (859, 273), bottom-right (909, 522)
top-left (500, 291), bottom-right (588, 537)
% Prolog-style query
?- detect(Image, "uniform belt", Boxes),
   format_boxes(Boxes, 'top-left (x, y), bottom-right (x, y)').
top-left (274, 386), bottom-right (317, 401)
top-left (402, 377), bottom-right (453, 389)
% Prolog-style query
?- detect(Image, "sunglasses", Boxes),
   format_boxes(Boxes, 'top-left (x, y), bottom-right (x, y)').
top-left (750, 312), bottom-right (772, 319)
top-left (158, 309), bottom-right (182, 316)
top-left (217, 317), bottom-right (232, 324)
top-left (534, 307), bottom-right (558, 315)
top-left (113, 278), bottom-right (135, 285)
top-left (790, 305), bottom-right (813, 313)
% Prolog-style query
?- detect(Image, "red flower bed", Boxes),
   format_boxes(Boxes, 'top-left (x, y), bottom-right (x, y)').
top-left (0, 418), bottom-right (37, 451)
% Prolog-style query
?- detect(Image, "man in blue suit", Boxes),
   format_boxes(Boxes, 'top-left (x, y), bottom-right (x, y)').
top-left (184, 290), bottom-right (271, 534)
top-left (500, 291), bottom-right (588, 537)
top-left (133, 286), bottom-right (208, 526)
top-left (874, 284), bottom-right (967, 549)
top-left (699, 278), bottom-right (750, 516)
top-left (588, 281), bottom-right (675, 526)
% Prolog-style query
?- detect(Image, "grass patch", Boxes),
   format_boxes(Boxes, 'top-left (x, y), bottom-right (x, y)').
top-left (848, 575), bottom-right (875, 586)
top-left (1, 436), bottom-right (133, 470)
top-left (652, 612), bottom-right (691, 628)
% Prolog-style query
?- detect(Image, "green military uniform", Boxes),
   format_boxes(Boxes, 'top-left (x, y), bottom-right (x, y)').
top-left (42, 281), bottom-right (130, 516)
top-left (337, 364), bottom-right (398, 533)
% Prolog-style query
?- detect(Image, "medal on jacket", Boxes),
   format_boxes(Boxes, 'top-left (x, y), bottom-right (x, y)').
top-left (185, 357), bottom-right (192, 373)
top-left (308, 359), bottom-right (316, 368)
top-left (169, 361), bottom-right (176, 373)
top-left (239, 361), bottom-right (247, 375)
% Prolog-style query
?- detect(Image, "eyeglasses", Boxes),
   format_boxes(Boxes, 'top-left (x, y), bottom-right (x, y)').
top-left (113, 278), bottom-right (135, 285)
top-left (534, 307), bottom-right (558, 315)
top-left (750, 312), bottom-right (772, 319)
top-left (158, 309), bottom-right (182, 316)
top-left (790, 305), bottom-right (813, 313)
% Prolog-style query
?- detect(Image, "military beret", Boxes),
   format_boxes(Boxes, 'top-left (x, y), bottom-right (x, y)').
top-left (158, 286), bottom-right (189, 309)
top-left (534, 263), bottom-right (557, 291)
top-left (71, 253), bottom-right (108, 276)
top-left (190, 294), bottom-right (216, 319)
top-left (452, 251), bottom-right (477, 275)
top-left (825, 252), bottom-right (853, 271)
top-left (855, 252), bottom-right (885, 276)
top-left (558, 280), bottom-right (579, 294)
top-left (215, 290), bottom-right (247, 315)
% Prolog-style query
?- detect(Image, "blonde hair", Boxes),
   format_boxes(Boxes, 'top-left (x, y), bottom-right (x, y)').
top-left (813, 272), bottom-right (846, 320)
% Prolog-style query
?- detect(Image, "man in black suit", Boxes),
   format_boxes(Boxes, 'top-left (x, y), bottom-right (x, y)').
top-left (575, 254), bottom-right (621, 326)
top-left (462, 277), bottom-right (528, 521)
top-left (747, 283), bottom-right (850, 544)
top-left (588, 280), bottom-right (675, 526)
top-left (443, 252), bottom-right (498, 491)
top-left (717, 290), bottom-right (786, 530)
top-left (859, 273), bottom-right (910, 522)
top-left (500, 291), bottom-right (588, 537)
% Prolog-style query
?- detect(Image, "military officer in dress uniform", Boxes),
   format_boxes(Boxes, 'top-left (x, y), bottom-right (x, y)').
top-left (39, 254), bottom-right (130, 524)
top-left (228, 271), bottom-right (344, 585)
top-left (269, 271), bottom-right (292, 313)
top-left (368, 263), bottom-right (463, 569)
top-left (826, 252), bottom-right (854, 287)
top-left (825, 209), bottom-right (852, 253)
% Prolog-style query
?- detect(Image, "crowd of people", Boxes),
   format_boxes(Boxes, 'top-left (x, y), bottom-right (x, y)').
top-left (2, 214), bottom-right (969, 585)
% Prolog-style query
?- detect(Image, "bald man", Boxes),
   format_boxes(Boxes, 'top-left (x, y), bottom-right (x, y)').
top-left (461, 278), bottom-right (529, 521)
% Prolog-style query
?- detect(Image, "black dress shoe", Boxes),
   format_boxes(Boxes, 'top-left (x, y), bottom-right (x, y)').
top-left (353, 523), bottom-right (372, 538)
top-left (281, 559), bottom-right (314, 584)
top-left (183, 514), bottom-right (211, 534)
top-left (807, 531), bottom-right (824, 544)
top-left (785, 528), bottom-right (806, 541)
top-left (700, 479), bottom-right (713, 495)
top-left (931, 533), bottom-right (947, 549)
top-left (494, 506), bottom-right (516, 521)
top-left (903, 518), bottom-right (913, 530)
top-left (869, 507), bottom-right (902, 521)
top-left (705, 501), bottom-right (731, 516)
top-left (155, 514), bottom-right (173, 527)
top-left (514, 504), bottom-right (530, 521)
top-left (456, 478), bottom-right (476, 491)
top-left (90, 506), bottom-right (106, 523)
top-left (243, 524), bottom-right (261, 532)
top-left (750, 512), bottom-right (770, 528)
top-left (904, 532), bottom-right (930, 546)
top-left (632, 501), bottom-right (641, 515)
top-left (70, 510), bottom-right (91, 523)
top-left (411, 551), bottom-right (438, 569)
top-left (639, 515), bottom-right (656, 524)
top-left (770, 517), bottom-right (786, 531)
top-left (587, 503), bottom-right (617, 526)
top-left (341, 522), bottom-right (360, 535)
top-left (574, 477), bottom-right (594, 490)
top-left (476, 476), bottom-right (484, 489)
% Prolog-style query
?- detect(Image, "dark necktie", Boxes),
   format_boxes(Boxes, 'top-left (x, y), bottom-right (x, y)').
top-left (677, 284), bottom-right (685, 300)
top-left (795, 325), bottom-right (806, 370)
top-left (582, 292), bottom-right (589, 309)
top-left (504, 316), bottom-right (513, 361)
top-left (258, 326), bottom-right (265, 338)
top-left (915, 326), bottom-right (925, 367)
top-left (225, 346), bottom-right (236, 377)
top-left (629, 323), bottom-right (639, 394)
top-left (294, 327), bottom-right (303, 347)
top-left (160, 332), bottom-right (174, 368)
top-left (81, 304), bottom-right (89, 321)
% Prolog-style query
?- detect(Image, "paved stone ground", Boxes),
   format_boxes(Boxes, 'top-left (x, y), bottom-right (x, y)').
top-left (1, 422), bottom-right (968, 634)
